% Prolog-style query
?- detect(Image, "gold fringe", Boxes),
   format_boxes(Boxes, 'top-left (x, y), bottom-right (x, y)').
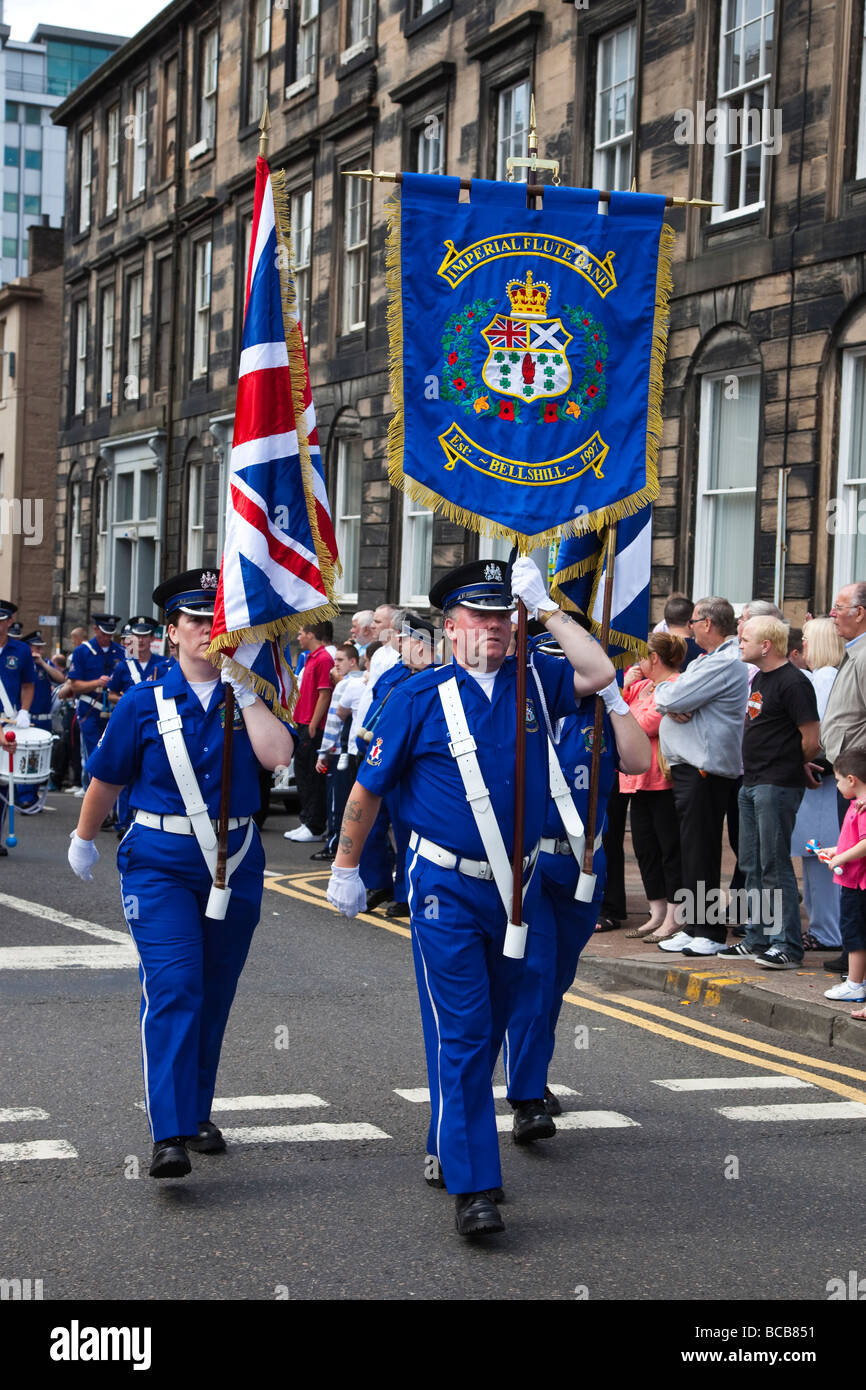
top-left (384, 192), bottom-right (671, 556)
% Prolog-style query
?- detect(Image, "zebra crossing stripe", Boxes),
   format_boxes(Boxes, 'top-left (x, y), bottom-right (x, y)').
top-left (0, 1140), bottom-right (77, 1161)
top-left (221, 1122), bottom-right (390, 1144)
top-left (394, 1083), bottom-right (579, 1103)
top-left (212, 1094), bottom-right (329, 1111)
top-left (0, 1107), bottom-right (50, 1122)
top-left (652, 1076), bottom-right (816, 1092)
top-left (716, 1102), bottom-right (866, 1122)
top-left (495, 1110), bottom-right (639, 1132)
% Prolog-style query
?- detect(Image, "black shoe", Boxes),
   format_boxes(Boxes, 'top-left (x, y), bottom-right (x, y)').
top-left (365, 888), bottom-right (393, 911)
top-left (455, 1192), bottom-right (505, 1237)
top-left (186, 1121), bottom-right (226, 1154)
top-left (823, 953), bottom-right (849, 974)
top-left (543, 1085), bottom-right (562, 1117)
top-left (385, 900), bottom-right (410, 919)
top-left (309, 848), bottom-right (335, 862)
top-left (0, 845), bottom-right (7, 857)
top-left (149, 1137), bottom-right (191, 1178)
top-left (512, 1099), bottom-right (556, 1144)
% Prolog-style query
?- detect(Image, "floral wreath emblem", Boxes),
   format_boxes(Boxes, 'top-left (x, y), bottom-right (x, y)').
top-left (440, 273), bottom-right (608, 427)
top-left (367, 736), bottom-right (384, 766)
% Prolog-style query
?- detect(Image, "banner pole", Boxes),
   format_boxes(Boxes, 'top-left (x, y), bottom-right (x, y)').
top-left (576, 523), bottom-right (617, 903)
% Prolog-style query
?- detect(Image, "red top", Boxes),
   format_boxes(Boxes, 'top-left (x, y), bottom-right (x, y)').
top-left (618, 675), bottom-right (679, 794)
top-left (294, 645), bottom-right (334, 725)
top-left (835, 801), bottom-right (866, 890)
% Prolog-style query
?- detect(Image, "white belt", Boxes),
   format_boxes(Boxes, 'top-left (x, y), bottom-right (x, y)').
top-left (80, 695), bottom-right (109, 713)
top-left (134, 810), bottom-right (250, 835)
top-left (540, 830), bottom-right (604, 857)
top-left (409, 830), bottom-right (539, 882)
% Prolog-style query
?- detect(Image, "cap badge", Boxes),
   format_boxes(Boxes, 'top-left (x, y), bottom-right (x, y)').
top-left (484, 563), bottom-right (502, 582)
top-left (200, 571), bottom-right (218, 590)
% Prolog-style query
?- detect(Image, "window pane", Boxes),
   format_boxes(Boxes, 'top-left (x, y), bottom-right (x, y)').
top-left (140, 468), bottom-right (158, 520)
top-left (708, 373), bottom-right (760, 489)
top-left (115, 473), bottom-right (134, 521)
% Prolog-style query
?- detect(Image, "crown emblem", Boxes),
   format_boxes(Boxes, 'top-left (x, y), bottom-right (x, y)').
top-left (200, 570), bottom-right (218, 590)
top-left (506, 270), bottom-right (551, 319)
top-left (484, 563), bottom-right (502, 582)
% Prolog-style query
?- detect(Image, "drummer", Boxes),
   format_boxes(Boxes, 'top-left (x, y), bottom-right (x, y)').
top-left (67, 568), bottom-right (295, 1178)
top-left (24, 630), bottom-right (65, 732)
top-left (0, 601), bottom-right (35, 851)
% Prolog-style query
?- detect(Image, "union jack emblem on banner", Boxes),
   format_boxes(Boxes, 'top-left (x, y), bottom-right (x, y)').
top-left (208, 154), bottom-right (338, 718)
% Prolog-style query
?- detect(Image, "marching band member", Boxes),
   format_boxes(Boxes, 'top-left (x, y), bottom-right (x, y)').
top-left (107, 616), bottom-right (174, 838)
top-left (67, 614), bottom-right (125, 789)
top-left (327, 557), bottom-right (615, 1238)
top-left (67, 568), bottom-right (295, 1179)
top-left (0, 601), bottom-right (35, 850)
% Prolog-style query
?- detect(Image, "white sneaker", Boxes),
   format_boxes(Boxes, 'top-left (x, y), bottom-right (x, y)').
top-left (73, 786), bottom-right (86, 798)
top-left (283, 825), bottom-right (324, 842)
top-left (657, 931), bottom-right (694, 952)
top-left (824, 979), bottom-right (866, 1002)
top-left (681, 937), bottom-right (724, 956)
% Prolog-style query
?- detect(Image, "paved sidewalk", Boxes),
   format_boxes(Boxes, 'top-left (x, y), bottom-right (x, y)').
top-left (578, 831), bottom-right (866, 1061)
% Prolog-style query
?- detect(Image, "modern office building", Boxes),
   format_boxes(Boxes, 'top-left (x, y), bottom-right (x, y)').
top-left (0, 15), bottom-right (124, 284)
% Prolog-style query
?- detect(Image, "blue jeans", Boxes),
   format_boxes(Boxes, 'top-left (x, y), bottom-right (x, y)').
top-left (737, 783), bottom-right (804, 960)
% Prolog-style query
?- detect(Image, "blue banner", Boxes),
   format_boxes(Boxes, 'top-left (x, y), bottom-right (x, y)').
top-left (552, 504), bottom-right (653, 667)
top-left (386, 174), bottom-right (673, 548)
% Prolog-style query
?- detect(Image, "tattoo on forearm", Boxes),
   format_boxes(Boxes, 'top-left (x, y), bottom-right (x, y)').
top-left (344, 799), bottom-right (362, 822)
top-left (339, 832), bottom-right (354, 853)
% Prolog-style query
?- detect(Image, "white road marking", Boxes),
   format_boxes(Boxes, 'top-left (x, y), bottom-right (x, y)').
top-left (222, 1122), bottom-right (390, 1143)
top-left (0, 945), bottom-right (137, 971)
top-left (212, 1094), bottom-right (329, 1111)
top-left (0, 893), bottom-right (129, 944)
top-left (0, 1108), bottom-right (49, 1122)
top-left (717, 1102), bottom-right (866, 1122)
top-left (395, 1083), bottom-right (579, 1103)
top-left (653, 1076), bottom-right (816, 1092)
top-left (0, 1139), bottom-right (77, 1161)
top-left (495, 1110), bottom-right (640, 1132)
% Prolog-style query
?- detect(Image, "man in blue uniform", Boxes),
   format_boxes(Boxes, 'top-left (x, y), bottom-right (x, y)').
top-left (107, 616), bottom-right (173, 836)
top-left (327, 557), bottom-right (616, 1238)
top-left (67, 614), bottom-right (125, 788)
top-left (67, 569), bottom-right (295, 1179)
top-left (0, 601), bottom-right (36, 849)
top-left (502, 632), bottom-right (649, 1140)
top-left (24, 630), bottom-right (64, 732)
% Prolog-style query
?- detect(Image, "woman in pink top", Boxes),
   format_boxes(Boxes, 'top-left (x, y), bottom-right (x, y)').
top-left (620, 632), bottom-right (687, 943)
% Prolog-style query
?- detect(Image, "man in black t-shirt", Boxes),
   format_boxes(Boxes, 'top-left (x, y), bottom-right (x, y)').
top-left (718, 617), bottom-right (820, 969)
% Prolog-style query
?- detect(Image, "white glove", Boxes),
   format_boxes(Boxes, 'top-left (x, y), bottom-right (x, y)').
top-left (326, 865), bottom-right (368, 917)
top-left (68, 832), bottom-right (99, 882)
top-left (510, 556), bottom-right (557, 618)
top-left (14, 709), bottom-right (30, 729)
top-left (220, 661), bottom-right (257, 710)
top-left (598, 678), bottom-right (628, 717)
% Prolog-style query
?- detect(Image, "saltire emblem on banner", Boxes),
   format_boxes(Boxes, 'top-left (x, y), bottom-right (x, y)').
top-left (552, 505), bottom-right (653, 667)
top-left (385, 174), bottom-right (674, 550)
top-left (207, 154), bottom-right (338, 718)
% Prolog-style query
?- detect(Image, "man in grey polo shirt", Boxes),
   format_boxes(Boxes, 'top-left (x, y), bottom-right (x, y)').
top-left (821, 583), bottom-right (866, 773)
top-left (654, 597), bottom-right (750, 955)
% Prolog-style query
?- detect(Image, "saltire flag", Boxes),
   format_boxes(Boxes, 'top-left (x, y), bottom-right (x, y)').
top-left (207, 154), bottom-right (338, 718)
top-left (552, 504), bottom-right (652, 668)
top-left (384, 173), bottom-right (674, 550)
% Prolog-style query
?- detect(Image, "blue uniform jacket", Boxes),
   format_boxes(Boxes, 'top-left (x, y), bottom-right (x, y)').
top-left (68, 639), bottom-right (125, 724)
top-left (30, 656), bottom-right (59, 718)
top-left (357, 651), bottom-right (578, 861)
top-left (0, 638), bottom-right (36, 707)
top-left (86, 662), bottom-right (264, 818)
top-left (108, 654), bottom-right (172, 695)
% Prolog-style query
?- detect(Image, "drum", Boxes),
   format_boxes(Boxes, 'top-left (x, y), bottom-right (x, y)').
top-left (0, 726), bottom-right (55, 784)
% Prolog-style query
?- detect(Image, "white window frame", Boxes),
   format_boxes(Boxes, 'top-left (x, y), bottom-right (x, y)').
top-left (68, 479), bottom-right (82, 594)
top-left (711, 0), bottom-right (775, 221)
top-left (108, 449), bottom-right (162, 618)
top-left (74, 301), bottom-right (87, 415)
top-left (348, 0), bottom-right (374, 48)
top-left (94, 473), bottom-right (109, 592)
top-left (249, 0), bottom-right (271, 125)
top-left (412, 109), bottom-right (445, 175)
top-left (496, 79), bottom-right (530, 181)
top-left (193, 238), bottom-right (212, 379)
top-left (125, 273), bottom-right (142, 403)
top-left (858, 4), bottom-right (866, 180)
top-left (593, 23), bottom-right (636, 192)
top-left (341, 172), bottom-right (369, 333)
top-left (200, 28), bottom-right (219, 147)
top-left (334, 437), bottom-right (363, 603)
top-left (105, 106), bottom-right (119, 215)
top-left (100, 286), bottom-right (114, 408)
top-left (187, 460), bottom-right (205, 567)
top-left (78, 127), bottom-right (92, 233)
top-left (290, 186), bottom-right (312, 331)
top-left (400, 491), bottom-right (434, 605)
top-left (132, 83), bottom-right (148, 198)
top-left (833, 347), bottom-right (866, 593)
top-left (298, 0), bottom-right (319, 80)
top-left (693, 368), bottom-right (760, 604)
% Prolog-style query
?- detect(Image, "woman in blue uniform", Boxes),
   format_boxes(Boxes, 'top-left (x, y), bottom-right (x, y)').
top-left (67, 569), bottom-right (295, 1179)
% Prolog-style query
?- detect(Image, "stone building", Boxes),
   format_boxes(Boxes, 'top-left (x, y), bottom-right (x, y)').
top-left (0, 224), bottom-right (62, 631)
top-left (51, 0), bottom-right (866, 639)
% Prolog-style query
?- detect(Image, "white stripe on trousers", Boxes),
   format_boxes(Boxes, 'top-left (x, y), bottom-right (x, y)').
top-left (406, 849), bottom-right (444, 1162)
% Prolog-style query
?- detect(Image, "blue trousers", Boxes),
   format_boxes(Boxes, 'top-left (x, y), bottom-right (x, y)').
top-left (406, 849), bottom-right (532, 1195)
top-left (503, 851), bottom-right (604, 1102)
top-left (738, 783), bottom-right (804, 961)
top-left (117, 823), bottom-right (265, 1141)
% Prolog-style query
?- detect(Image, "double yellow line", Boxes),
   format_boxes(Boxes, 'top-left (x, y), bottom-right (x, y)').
top-left (265, 870), bottom-right (866, 1104)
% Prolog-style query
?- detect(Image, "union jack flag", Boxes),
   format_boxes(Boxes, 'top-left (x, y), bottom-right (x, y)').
top-left (208, 154), bottom-right (338, 718)
top-left (484, 316), bottom-right (529, 350)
